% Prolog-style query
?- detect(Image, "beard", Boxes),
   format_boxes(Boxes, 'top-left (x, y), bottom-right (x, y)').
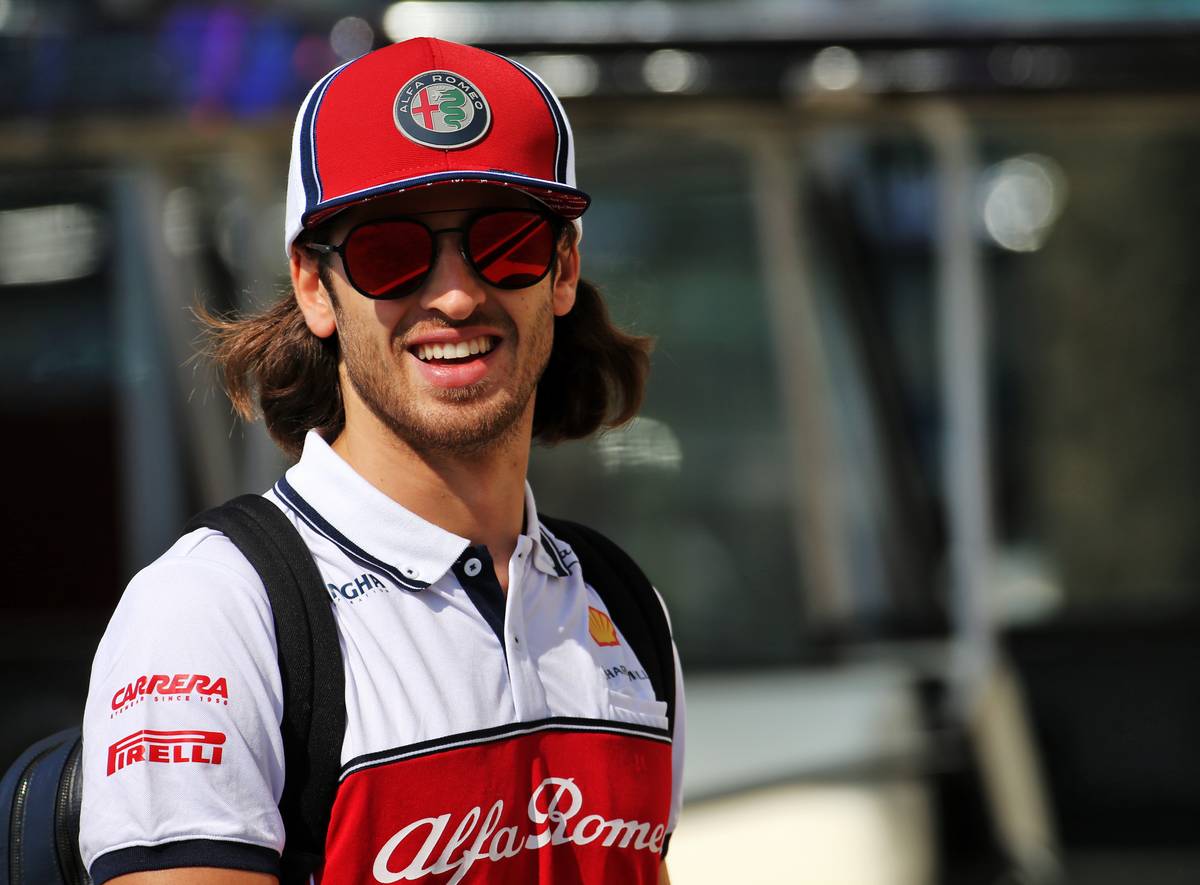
top-left (336, 296), bottom-right (555, 458)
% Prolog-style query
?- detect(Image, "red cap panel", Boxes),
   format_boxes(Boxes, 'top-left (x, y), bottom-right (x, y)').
top-left (311, 38), bottom-right (559, 205)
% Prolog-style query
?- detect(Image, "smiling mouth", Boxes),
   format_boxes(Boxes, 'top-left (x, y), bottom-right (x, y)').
top-left (411, 335), bottom-right (497, 364)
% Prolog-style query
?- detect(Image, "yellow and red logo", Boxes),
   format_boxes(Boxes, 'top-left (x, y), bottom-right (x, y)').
top-left (588, 607), bottom-right (620, 647)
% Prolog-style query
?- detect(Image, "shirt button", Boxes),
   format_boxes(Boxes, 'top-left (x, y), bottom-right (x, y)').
top-left (464, 557), bottom-right (483, 577)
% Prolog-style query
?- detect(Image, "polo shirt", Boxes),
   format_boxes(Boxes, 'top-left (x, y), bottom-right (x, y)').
top-left (80, 431), bottom-right (685, 884)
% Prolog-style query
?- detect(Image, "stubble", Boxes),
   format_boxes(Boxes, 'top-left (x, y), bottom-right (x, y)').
top-left (336, 295), bottom-right (555, 458)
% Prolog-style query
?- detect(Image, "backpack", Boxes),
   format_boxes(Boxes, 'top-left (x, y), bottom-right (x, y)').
top-left (1, 495), bottom-right (675, 885)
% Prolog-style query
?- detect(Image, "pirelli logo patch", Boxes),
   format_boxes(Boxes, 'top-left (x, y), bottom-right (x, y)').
top-left (587, 607), bottom-right (620, 647)
top-left (107, 729), bottom-right (225, 776)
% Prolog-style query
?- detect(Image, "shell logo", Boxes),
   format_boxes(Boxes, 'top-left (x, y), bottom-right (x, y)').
top-left (588, 607), bottom-right (620, 647)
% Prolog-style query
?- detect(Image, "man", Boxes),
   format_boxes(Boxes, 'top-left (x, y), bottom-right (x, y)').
top-left (79, 36), bottom-right (684, 884)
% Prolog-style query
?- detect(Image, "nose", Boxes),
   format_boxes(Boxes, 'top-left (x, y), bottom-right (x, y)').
top-left (417, 233), bottom-right (486, 320)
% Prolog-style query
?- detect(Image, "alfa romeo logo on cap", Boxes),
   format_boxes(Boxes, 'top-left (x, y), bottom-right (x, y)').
top-left (394, 70), bottom-right (491, 149)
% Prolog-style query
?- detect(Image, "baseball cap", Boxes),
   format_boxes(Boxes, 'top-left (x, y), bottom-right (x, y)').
top-left (284, 37), bottom-right (590, 257)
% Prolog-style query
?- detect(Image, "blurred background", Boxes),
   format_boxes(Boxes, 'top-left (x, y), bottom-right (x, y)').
top-left (3, 1), bottom-right (1200, 882)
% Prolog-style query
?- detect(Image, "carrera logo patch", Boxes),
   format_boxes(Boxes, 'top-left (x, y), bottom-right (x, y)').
top-left (393, 70), bottom-right (491, 149)
top-left (588, 607), bottom-right (620, 647)
top-left (110, 673), bottom-right (229, 716)
top-left (106, 729), bottom-right (225, 776)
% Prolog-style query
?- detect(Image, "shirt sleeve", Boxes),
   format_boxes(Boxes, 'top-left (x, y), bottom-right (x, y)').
top-left (80, 529), bottom-right (287, 884)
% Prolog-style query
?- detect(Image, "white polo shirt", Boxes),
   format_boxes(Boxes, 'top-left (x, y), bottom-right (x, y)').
top-left (81, 432), bottom-right (685, 884)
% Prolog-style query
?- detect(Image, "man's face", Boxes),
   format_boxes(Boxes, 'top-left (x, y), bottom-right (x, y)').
top-left (293, 184), bottom-right (579, 456)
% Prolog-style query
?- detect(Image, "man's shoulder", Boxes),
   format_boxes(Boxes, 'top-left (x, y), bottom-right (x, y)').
top-left (538, 514), bottom-right (666, 620)
top-left (91, 504), bottom-right (286, 694)
top-left (538, 515), bottom-right (649, 581)
top-left (113, 502), bottom-right (286, 624)
top-left (137, 492), bottom-right (294, 587)
top-left (151, 524), bottom-right (265, 587)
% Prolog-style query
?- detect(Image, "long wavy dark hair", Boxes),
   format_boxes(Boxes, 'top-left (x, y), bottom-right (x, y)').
top-left (199, 257), bottom-right (653, 459)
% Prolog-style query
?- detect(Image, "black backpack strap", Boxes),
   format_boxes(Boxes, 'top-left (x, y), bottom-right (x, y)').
top-left (539, 517), bottom-right (676, 732)
top-left (185, 494), bottom-right (345, 884)
top-left (0, 727), bottom-right (87, 885)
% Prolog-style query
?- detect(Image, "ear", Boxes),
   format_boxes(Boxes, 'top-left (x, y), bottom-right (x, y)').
top-left (291, 246), bottom-right (337, 338)
top-left (551, 237), bottom-right (580, 317)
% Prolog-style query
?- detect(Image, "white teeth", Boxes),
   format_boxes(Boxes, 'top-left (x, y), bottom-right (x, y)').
top-left (416, 336), bottom-right (495, 361)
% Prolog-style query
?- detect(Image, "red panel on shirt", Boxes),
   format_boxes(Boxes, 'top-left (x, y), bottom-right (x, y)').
top-left (322, 726), bottom-right (672, 884)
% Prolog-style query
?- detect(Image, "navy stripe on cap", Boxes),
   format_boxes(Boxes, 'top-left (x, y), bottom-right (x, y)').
top-left (273, 477), bottom-right (429, 592)
top-left (300, 61), bottom-right (354, 214)
top-left (500, 57), bottom-right (569, 186)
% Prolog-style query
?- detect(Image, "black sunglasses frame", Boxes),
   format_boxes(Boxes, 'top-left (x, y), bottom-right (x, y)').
top-left (303, 207), bottom-right (565, 301)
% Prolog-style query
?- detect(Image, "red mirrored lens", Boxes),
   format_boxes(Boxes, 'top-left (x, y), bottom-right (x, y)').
top-left (343, 220), bottom-right (432, 298)
top-left (467, 211), bottom-right (557, 288)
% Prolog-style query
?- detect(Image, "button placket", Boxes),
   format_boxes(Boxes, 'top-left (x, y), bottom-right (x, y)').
top-left (452, 547), bottom-right (507, 657)
top-left (503, 566), bottom-right (549, 721)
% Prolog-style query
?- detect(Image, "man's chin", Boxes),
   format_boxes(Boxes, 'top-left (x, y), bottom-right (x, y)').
top-left (381, 394), bottom-right (531, 456)
top-left (423, 380), bottom-right (493, 404)
top-left (347, 349), bottom-right (538, 455)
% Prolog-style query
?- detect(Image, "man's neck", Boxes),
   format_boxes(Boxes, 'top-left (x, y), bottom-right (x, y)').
top-left (330, 412), bottom-right (530, 590)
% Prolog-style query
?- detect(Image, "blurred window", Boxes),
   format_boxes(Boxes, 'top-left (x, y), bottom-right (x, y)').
top-left (804, 110), bottom-right (1200, 625)
top-left (980, 118), bottom-right (1200, 622)
top-left (530, 130), bottom-right (809, 668)
top-left (0, 178), bottom-right (121, 613)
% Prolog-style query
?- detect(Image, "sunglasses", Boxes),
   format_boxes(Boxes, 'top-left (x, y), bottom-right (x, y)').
top-left (304, 208), bottom-right (564, 300)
